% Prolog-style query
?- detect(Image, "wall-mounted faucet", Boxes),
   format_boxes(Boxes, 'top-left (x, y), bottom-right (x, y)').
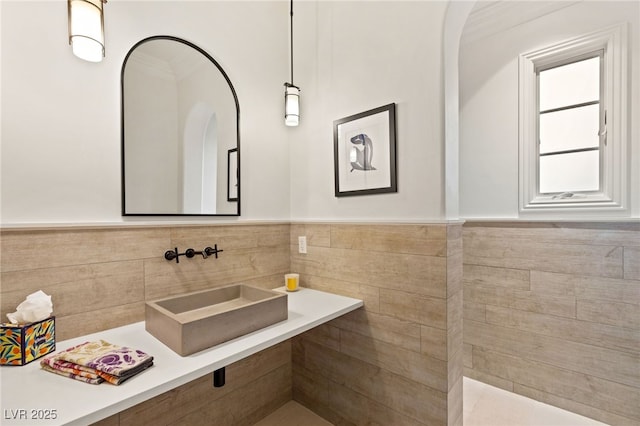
top-left (164, 245), bottom-right (223, 263)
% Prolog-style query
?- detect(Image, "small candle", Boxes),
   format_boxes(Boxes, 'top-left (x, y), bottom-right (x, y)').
top-left (285, 273), bottom-right (299, 292)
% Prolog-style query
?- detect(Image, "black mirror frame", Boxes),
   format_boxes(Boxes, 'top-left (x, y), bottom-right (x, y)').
top-left (120, 35), bottom-right (240, 217)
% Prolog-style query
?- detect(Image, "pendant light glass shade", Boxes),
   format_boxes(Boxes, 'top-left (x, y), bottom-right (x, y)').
top-left (284, 0), bottom-right (300, 127)
top-left (68, 0), bottom-right (105, 62)
top-left (285, 84), bottom-right (300, 127)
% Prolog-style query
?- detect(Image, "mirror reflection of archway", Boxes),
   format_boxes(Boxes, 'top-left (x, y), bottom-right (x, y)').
top-left (182, 103), bottom-right (217, 213)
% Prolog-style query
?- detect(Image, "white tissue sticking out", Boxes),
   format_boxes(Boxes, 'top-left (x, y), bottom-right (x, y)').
top-left (6, 290), bottom-right (53, 324)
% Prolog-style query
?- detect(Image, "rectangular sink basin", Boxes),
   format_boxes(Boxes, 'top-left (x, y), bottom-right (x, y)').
top-left (145, 284), bottom-right (288, 356)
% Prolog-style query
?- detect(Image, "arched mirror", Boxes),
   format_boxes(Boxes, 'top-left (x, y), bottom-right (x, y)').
top-left (121, 36), bottom-right (240, 216)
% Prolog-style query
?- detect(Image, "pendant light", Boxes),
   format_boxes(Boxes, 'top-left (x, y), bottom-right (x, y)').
top-left (68, 0), bottom-right (106, 62)
top-left (284, 0), bottom-right (300, 126)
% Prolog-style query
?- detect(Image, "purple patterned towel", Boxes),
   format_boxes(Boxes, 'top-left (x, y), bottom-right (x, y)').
top-left (40, 339), bottom-right (153, 384)
top-left (40, 351), bottom-right (154, 385)
top-left (40, 361), bottom-right (104, 385)
top-left (56, 340), bottom-right (153, 377)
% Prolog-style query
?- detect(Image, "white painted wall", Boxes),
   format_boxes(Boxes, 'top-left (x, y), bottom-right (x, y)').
top-left (289, 1), bottom-right (448, 221)
top-left (459, 1), bottom-right (640, 219)
top-left (1, 1), bottom-right (450, 225)
top-left (0, 1), bottom-right (290, 224)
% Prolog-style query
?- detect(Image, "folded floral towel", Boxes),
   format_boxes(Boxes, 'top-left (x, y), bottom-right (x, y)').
top-left (56, 340), bottom-right (153, 377)
top-left (41, 356), bottom-right (149, 385)
top-left (40, 362), bottom-right (104, 385)
top-left (40, 340), bottom-right (153, 385)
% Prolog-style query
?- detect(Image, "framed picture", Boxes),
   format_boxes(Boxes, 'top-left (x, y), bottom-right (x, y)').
top-left (227, 148), bottom-right (238, 202)
top-left (333, 103), bottom-right (397, 197)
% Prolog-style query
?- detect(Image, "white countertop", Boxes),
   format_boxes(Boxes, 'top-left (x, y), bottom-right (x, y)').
top-left (0, 287), bottom-right (363, 425)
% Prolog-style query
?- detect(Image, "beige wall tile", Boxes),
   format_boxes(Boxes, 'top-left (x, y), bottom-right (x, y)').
top-left (515, 383), bottom-right (639, 426)
top-left (1, 222), bottom-right (463, 426)
top-left (292, 364), bottom-right (331, 414)
top-left (55, 302), bottom-right (144, 341)
top-left (1, 228), bottom-right (170, 273)
top-left (447, 375), bottom-right (463, 426)
top-left (329, 384), bottom-right (424, 426)
top-left (291, 223), bottom-right (462, 424)
top-left (145, 246), bottom-right (289, 300)
top-left (421, 324), bottom-right (447, 361)
top-left (577, 299), bottom-right (640, 329)
top-left (170, 224), bottom-right (289, 251)
top-left (463, 343), bottom-right (473, 369)
top-left (1, 261), bottom-right (144, 319)
top-left (330, 224), bottom-right (448, 257)
top-left (624, 247), bottom-right (640, 280)
top-left (168, 365), bottom-right (291, 426)
top-left (463, 264), bottom-right (530, 290)
top-left (292, 364), bottom-right (352, 426)
top-left (447, 252), bottom-right (463, 297)
top-left (292, 246), bottom-right (447, 298)
top-left (485, 305), bottom-right (639, 353)
top-left (299, 323), bottom-right (341, 352)
top-left (290, 224), bottom-right (331, 248)
top-left (530, 270), bottom-right (640, 302)
top-left (447, 347), bottom-right (464, 392)
top-left (299, 338), bottom-right (447, 425)
top-left (119, 342), bottom-right (291, 426)
top-left (472, 346), bottom-right (640, 421)
top-left (446, 223), bottom-right (463, 258)
top-left (447, 304), bottom-right (463, 362)
top-left (464, 237), bottom-right (624, 278)
top-left (464, 222), bottom-right (640, 247)
top-left (331, 309), bottom-right (421, 353)
top-left (380, 288), bottom-right (447, 329)
top-left (465, 319), bottom-right (640, 388)
top-left (447, 290), bottom-right (463, 332)
top-left (297, 275), bottom-right (380, 313)
top-left (464, 222), bottom-right (640, 425)
top-left (464, 284), bottom-right (576, 318)
top-left (339, 329), bottom-right (448, 393)
top-left (463, 300), bottom-right (486, 322)
top-left (463, 367), bottom-right (514, 392)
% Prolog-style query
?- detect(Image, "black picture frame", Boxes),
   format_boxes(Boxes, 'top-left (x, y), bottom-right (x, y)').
top-left (227, 148), bottom-right (238, 202)
top-left (333, 103), bottom-right (397, 197)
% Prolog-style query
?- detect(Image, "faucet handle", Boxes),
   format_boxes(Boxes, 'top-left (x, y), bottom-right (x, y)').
top-left (203, 245), bottom-right (223, 259)
top-left (164, 248), bottom-right (180, 263)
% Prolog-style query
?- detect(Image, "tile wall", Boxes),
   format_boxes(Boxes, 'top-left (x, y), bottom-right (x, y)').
top-left (0, 222), bottom-right (463, 425)
top-left (290, 223), bottom-right (463, 426)
top-left (463, 221), bottom-right (640, 425)
top-left (1, 223), bottom-right (291, 425)
top-left (93, 341), bottom-right (292, 426)
top-left (5, 220), bottom-right (636, 425)
top-left (0, 224), bottom-right (290, 340)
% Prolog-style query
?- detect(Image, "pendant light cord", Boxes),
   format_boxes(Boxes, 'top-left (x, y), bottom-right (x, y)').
top-left (290, 0), bottom-right (294, 85)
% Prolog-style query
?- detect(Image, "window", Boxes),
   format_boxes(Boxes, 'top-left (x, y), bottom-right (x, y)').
top-left (519, 24), bottom-right (628, 214)
top-left (538, 53), bottom-right (602, 195)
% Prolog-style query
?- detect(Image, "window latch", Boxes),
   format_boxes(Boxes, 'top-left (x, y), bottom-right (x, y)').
top-left (599, 111), bottom-right (607, 145)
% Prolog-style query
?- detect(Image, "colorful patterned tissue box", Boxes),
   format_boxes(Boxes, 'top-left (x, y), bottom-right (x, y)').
top-left (0, 317), bottom-right (55, 366)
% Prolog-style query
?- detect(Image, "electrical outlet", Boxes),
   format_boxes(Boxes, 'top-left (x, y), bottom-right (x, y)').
top-left (298, 236), bottom-right (307, 254)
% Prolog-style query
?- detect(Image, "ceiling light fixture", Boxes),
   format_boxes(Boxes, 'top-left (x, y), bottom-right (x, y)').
top-left (68, 0), bottom-right (106, 62)
top-left (284, 0), bottom-right (300, 126)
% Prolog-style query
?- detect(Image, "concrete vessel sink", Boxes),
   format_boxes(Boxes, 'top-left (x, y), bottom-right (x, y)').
top-left (145, 284), bottom-right (288, 356)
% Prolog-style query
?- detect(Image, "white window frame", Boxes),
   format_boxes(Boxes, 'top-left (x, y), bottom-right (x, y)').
top-left (519, 23), bottom-right (628, 215)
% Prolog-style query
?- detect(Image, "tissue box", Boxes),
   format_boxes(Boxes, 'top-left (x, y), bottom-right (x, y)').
top-left (0, 317), bottom-right (55, 366)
